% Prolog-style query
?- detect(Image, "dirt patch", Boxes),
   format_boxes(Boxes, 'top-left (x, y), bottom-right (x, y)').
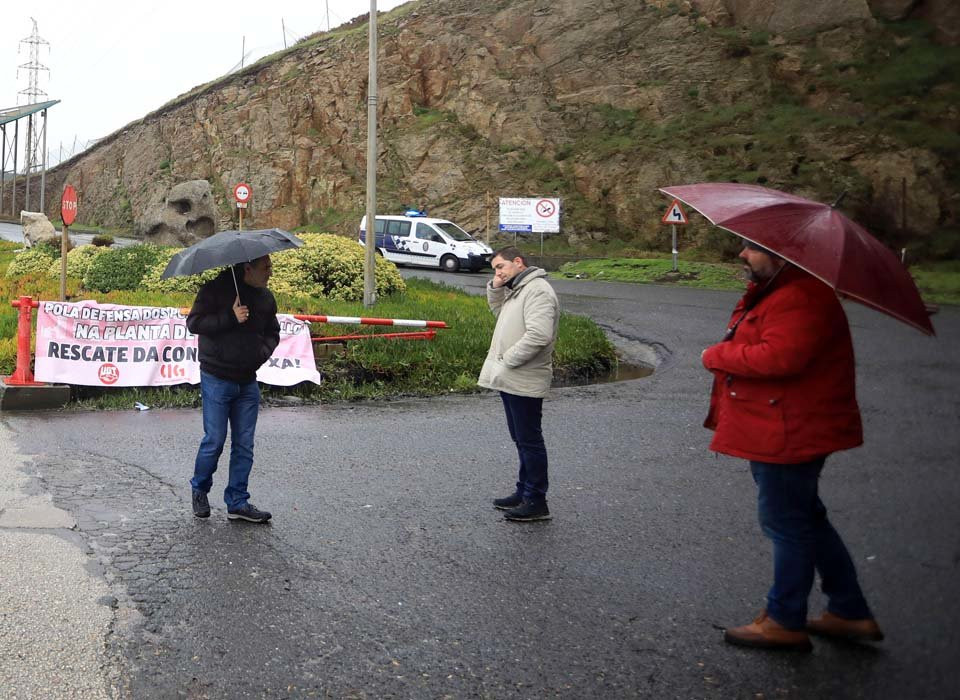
top-left (655, 271), bottom-right (699, 283)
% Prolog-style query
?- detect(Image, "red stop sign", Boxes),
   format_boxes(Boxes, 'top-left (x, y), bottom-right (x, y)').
top-left (61, 185), bottom-right (78, 226)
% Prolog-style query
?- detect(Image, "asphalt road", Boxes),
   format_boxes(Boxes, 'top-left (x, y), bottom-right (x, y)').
top-left (2, 268), bottom-right (958, 699)
top-left (0, 221), bottom-right (137, 247)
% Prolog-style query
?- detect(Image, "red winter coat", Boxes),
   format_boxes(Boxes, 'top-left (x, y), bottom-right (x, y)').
top-left (701, 265), bottom-right (863, 464)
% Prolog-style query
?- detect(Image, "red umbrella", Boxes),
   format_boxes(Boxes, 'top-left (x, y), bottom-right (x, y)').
top-left (659, 182), bottom-right (935, 335)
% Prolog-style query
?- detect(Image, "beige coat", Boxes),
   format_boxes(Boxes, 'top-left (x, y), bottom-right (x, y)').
top-left (477, 267), bottom-right (560, 398)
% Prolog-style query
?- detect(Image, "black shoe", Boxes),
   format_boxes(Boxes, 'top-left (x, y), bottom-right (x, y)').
top-left (493, 493), bottom-right (524, 510)
top-left (192, 490), bottom-right (210, 518)
top-left (227, 503), bottom-right (272, 523)
top-left (504, 500), bottom-right (551, 522)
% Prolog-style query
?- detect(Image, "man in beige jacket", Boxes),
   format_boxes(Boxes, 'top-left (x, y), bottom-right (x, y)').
top-left (478, 247), bottom-right (560, 521)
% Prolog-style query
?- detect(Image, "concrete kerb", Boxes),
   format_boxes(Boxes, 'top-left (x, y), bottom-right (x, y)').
top-left (0, 379), bottom-right (71, 410)
top-left (0, 422), bottom-right (116, 697)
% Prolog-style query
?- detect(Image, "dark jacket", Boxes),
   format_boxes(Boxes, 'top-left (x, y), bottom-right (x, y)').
top-left (701, 265), bottom-right (863, 464)
top-left (186, 269), bottom-right (280, 383)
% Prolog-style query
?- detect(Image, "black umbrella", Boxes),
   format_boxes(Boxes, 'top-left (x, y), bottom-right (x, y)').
top-left (161, 228), bottom-right (304, 297)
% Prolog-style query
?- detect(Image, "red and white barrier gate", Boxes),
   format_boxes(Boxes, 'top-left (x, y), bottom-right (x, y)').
top-left (293, 314), bottom-right (448, 342)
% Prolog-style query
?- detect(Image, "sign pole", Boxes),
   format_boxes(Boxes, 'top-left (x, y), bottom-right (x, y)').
top-left (672, 224), bottom-right (678, 272)
top-left (59, 185), bottom-right (78, 302)
top-left (485, 191), bottom-right (490, 244)
top-left (233, 183), bottom-right (251, 232)
top-left (60, 222), bottom-right (68, 301)
top-left (661, 199), bottom-right (688, 272)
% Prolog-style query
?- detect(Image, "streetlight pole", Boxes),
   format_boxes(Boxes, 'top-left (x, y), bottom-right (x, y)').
top-left (363, 0), bottom-right (378, 308)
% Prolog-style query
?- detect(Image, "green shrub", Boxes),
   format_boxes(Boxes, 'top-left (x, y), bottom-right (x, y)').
top-left (270, 232), bottom-right (406, 301)
top-left (83, 244), bottom-right (166, 292)
top-left (46, 244), bottom-right (108, 280)
top-left (5, 247), bottom-right (57, 278)
top-left (91, 234), bottom-right (115, 247)
top-left (141, 247), bottom-right (219, 294)
top-left (34, 239), bottom-right (63, 257)
top-left (0, 336), bottom-right (17, 376)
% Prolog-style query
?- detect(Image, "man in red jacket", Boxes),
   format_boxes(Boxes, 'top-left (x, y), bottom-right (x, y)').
top-left (701, 240), bottom-right (884, 651)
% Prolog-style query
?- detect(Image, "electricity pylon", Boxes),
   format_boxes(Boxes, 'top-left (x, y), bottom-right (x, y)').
top-left (17, 17), bottom-right (50, 210)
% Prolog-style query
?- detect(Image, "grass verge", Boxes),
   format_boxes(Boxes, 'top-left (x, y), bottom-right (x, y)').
top-left (910, 261), bottom-right (960, 306)
top-left (555, 256), bottom-right (960, 307)
top-left (0, 241), bottom-right (618, 410)
top-left (555, 258), bottom-right (745, 290)
top-left (67, 278), bottom-right (617, 410)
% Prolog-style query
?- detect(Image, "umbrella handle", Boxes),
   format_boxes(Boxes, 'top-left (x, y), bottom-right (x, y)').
top-left (230, 266), bottom-right (241, 303)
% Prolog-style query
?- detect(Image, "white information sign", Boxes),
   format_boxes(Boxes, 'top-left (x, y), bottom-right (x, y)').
top-left (498, 197), bottom-right (561, 233)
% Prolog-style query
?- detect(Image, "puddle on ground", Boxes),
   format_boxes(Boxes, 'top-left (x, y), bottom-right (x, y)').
top-left (554, 362), bottom-right (654, 388)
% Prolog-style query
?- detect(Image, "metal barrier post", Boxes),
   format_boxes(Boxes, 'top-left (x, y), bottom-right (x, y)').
top-left (5, 296), bottom-right (42, 386)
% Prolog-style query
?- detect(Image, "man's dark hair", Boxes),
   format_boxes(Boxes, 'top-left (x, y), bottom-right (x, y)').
top-left (232, 256), bottom-right (267, 277)
top-left (492, 246), bottom-right (527, 265)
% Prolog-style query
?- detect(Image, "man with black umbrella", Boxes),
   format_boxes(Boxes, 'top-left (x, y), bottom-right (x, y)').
top-left (187, 255), bottom-right (279, 523)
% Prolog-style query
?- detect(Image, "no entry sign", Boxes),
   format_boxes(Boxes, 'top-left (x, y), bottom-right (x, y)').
top-left (234, 182), bottom-right (252, 204)
top-left (61, 185), bottom-right (78, 226)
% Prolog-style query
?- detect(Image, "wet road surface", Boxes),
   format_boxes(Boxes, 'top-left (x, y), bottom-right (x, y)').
top-left (3, 273), bottom-right (958, 698)
top-left (0, 221), bottom-right (137, 247)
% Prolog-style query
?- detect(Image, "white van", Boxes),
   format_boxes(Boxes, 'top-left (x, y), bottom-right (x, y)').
top-left (358, 212), bottom-right (493, 272)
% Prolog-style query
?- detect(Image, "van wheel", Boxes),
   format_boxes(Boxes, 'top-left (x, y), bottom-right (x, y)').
top-left (440, 255), bottom-right (460, 273)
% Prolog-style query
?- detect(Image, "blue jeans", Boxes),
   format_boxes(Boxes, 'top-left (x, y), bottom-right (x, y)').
top-left (191, 371), bottom-right (261, 510)
top-left (751, 458), bottom-right (873, 629)
top-left (500, 392), bottom-right (548, 502)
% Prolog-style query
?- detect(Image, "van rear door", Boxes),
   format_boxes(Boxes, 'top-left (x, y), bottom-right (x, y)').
top-left (374, 218), bottom-right (408, 263)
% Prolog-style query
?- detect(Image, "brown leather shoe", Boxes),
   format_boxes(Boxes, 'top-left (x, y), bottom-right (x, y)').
top-left (806, 611), bottom-right (884, 642)
top-left (724, 610), bottom-right (813, 651)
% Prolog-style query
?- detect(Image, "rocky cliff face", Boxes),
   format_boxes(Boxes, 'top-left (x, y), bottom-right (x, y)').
top-left (32, 0), bottom-right (960, 257)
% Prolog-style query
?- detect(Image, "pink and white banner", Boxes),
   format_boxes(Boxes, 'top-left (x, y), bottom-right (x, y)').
top-left (34, 300), bottom-right (322, 387)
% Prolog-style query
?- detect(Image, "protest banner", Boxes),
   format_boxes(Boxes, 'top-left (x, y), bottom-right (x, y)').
top-left (34, 301), bottom-right (322, 387)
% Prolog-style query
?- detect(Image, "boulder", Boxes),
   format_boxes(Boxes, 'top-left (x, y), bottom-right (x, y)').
top-left (20, 211), bottom-right (72, 250)
top-left (913, 0), bottom-right (960, 46)
top-left (690, 0), bottom-right (733, 26)
top-left (726, 0), bottom-right (874, 33)
top-left (868, 0), bottom-right (918, 21)
top-left (852, 148), bottom-right (947, 235)
top-left (138, 180), bottom-right (217, 246)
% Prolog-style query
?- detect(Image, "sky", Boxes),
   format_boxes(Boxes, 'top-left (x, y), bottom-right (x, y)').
top-left (1, 1), bottom-right (408, 169)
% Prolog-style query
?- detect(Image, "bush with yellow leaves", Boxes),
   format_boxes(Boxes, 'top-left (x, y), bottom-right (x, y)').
top-left (6, 246), bottom-right (57, 278)
top-left (138, 233), bottom-right (404, 301)
top-left (141, 247), bottom-right (219, 294)
top-left (269, 233), bottom-right (405, 301)
top-left (46, 244), bottom-right (108, 280)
